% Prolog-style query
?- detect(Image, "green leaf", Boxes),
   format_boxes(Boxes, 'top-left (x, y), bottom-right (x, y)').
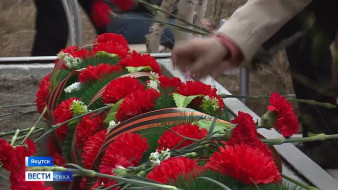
top-left (104, 99), bottom-right (124, 124)
top-left (307, 132), bottom-right (324, 137)
top-left (192, 119), bottom-right (234, 133)
top-left (172, 93), bottom-right (202, 108)
top-left (96, 51), bottom-right (119, 60)
top-left (125, 66), bottom-right (152, 73)
top-left (50, 70), bottom-right (61, 89)
top-left (198, 177), bottom-right (232, 190)
top-left (61, 123), bottom-right (76, 161)
top-left (208, 117), bottom-right (217, 135)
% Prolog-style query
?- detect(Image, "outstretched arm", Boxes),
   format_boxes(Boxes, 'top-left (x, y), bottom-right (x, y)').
top-left (172, 0), bottom-right (312, 79)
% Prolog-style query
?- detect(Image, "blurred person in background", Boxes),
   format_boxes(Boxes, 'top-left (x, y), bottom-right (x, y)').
top-left (32, 0), bottom-right (177, 55)
top-left (32, 0), bottom-right (105, 56)
top-left (106, 0), bottom-right (176, 49)
top-left (172, 0), bottom-right (338, 168)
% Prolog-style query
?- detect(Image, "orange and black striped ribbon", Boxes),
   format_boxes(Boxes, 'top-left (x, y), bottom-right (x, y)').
top-left (46, 70), bottom-right (82, 123)
top-left (71, 126), bottom-right (82, 166)
top-left (89, 108), bottom-right (224, 170)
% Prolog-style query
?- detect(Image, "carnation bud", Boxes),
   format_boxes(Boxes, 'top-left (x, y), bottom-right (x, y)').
top-left (113, 166), bottom-right (128, 177)
top-left (183, 152), bottom-right (197, 158)
top-left (200, 96), bottom-right (220, 116)
top-left (70, 100), bottom-right (88, 116)
top-left (258, 110), bottom-right (279, 128)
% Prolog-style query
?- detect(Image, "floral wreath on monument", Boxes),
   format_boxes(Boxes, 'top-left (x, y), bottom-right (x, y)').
top-left (2, 32), bottom-right (336, 190)
top-left (1, 1), bottom-right (337, 189)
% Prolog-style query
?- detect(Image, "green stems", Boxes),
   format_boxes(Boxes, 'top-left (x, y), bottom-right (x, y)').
top-left (286, 98), bottom-right (336, 108)
top-left (0, 103), bottom-right (35, 109)
top-left (0, 110), bottom-right (37, 118)
top-left (29, 165), bottom-right (179, 190)
top-left (218, 94), bottom-right (336, 108)
top-left (282, 174), bottom-right (318, 190)
top-left (17, 128), bottom-right (44, 141)
top-left (0, 128), bottom-right (31, 137)
top-left (10, 129), bottom-right (20, 146)
top-left (34, 105), bottom-right (113, 143)
top-left (20, 107), bottom-right (47, 144)
top-left (261, 134), bottom-right (338, 145)
top-left (138, 0), bottom-right (209, 35)
top-left (0, 110), bottom-right (38, 122)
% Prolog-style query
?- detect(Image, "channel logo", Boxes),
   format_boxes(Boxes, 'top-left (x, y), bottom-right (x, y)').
top-left (25, 156), bottom-right (72, 182)
top-left (25, 171), bottom-right (72, 182)
top-left (25, 157), bottom-right (53, 167)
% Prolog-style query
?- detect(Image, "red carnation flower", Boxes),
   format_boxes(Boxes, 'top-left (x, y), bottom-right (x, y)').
top-left (60, 45), bottom-right (88, 58)
top-left (158, 123), bottom-right (207, 150)
top-left (178, 81), bottom-right (212, 96)
top-left (76, 114), bottom-right (105, 149)
top-left (268, 93), bottom-right (299, 137)
top-left (147, 157), bottom-right (201, 184)
top-left (177, 81), bottom-right (224, 109)
top-left (227, 112), bottom-right (272, 158)
top-left (115, 89), bottom-right (161, 122)
top-left (158, 76), bottom-right (182, 89)
top-left (102, 77), bottom-right (145, 104)
top-left (35, 73), bottom-right (51, 116)
top-left (105, 132), bottom-right (149, 165)
top-left (13, 139), bottom-right (36, 162)
top-left (111, 0), bottom-right (135, 11)
top-left (60, 45), bottom-right (77, 54)
top-left (99, 155), bottom-right (133, 184)
top-left (91, 1), bottom-right (112, 28)
top-left (53, 98), bottom-right (77, 141)
top-left (79, 64), bottom-right (121, 83)
top-left (118, 51), bottom-right (162, 74)
top-left (0, 139), bottom-right (15, 170)
top-left (89, 41), bottom-right (129, 58)
top-left (9, 139), bottom-right (36, 171)
top-left (10, 168), bottom-right (53, 190)
top-left (82, 129), bottom-right (107, 169)
top-left (207, 144), bottom-right (281, 185)
top-left (52, 152), bottom-right (66, 166)
top-left (46, 135), bottom-right (62, 156)
top-left (94, 33), bottom-right (129, 50)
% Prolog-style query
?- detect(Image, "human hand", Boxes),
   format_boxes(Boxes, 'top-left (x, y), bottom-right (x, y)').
top-left (201, 19), bottom-right (216, 32)
top-left (172, 38), bottom-right (240, 79)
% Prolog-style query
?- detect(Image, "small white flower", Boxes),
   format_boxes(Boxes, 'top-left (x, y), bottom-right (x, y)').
top-left (147, 80), bottom-right (159, 91)
top-left (64, 54), bottom-right (82, 69)
top-left (149, 148), bottom-right (170, 167)
top-left (70, 100), bottom-right (88, 115)
top-left (147, 72), bottom-right (160, 91)
top-left (57, 52), bottom-right (68, 59)
top-left (107, 120), bottom-right (119, 132)
top-left (149, 72), bottom-right (159, 81)
top-left (204, 95), bottom-right (212, 100)
top-left (64, 82), bottom-right (82, 93)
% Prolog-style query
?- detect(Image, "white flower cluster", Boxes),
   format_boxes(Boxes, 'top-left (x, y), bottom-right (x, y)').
top-left (108, 120), bottom-right (120, 132)
top-left (70, 99), bottom-right (88, 115)
top-left (58, 53), bottom-right (82, 69)
top-left (147, 72), bottom-right (160, 91)
top-left (64, 82), bottom-right (83, 93)
top-left (149, 148), bottom-right (171, 167)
